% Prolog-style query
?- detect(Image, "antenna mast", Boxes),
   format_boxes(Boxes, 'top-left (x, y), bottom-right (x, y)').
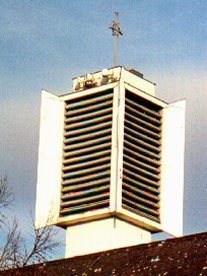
top-left (108, 12), bottom-right (123, 67)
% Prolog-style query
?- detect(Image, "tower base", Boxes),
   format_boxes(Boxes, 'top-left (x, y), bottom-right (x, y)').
top-left (65, 218), bottom-right (151, 258)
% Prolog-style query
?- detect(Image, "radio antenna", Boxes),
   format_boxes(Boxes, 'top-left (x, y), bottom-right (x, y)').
top-left (108, 12), bottom-right (123, 67)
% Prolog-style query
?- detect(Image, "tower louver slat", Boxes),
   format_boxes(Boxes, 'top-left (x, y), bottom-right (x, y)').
top-left (61, 89), bottom-right (114, 216)
top-left (122, 90), bottom-right (162, 223)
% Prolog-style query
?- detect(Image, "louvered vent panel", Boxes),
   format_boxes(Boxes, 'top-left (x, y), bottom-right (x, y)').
top-left (122, 90), bottom-right (162, 223)
top-left (60, 89), bottom-right (113, 216)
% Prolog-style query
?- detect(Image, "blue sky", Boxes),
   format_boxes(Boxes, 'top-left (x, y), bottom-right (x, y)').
top-left (1, 0), bottom-right (207, 259)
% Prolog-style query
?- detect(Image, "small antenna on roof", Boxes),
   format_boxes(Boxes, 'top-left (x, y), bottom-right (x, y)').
top-left (108, 12), bottom-right (123, 67)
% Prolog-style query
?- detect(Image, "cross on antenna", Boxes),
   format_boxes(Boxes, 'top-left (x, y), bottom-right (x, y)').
top-left (108, 12), bottom-right (123, 67)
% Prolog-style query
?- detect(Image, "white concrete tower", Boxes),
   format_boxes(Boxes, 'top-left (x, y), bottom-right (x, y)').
top-left (35, 67), bottom-right (185, 257)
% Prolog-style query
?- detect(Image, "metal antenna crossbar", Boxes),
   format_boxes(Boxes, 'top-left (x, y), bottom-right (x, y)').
top-left (108, 12), bottom-right (123, 67)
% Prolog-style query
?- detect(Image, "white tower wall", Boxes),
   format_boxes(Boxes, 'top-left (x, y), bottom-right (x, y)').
top-left (65, 218), bottom-right (151, 258)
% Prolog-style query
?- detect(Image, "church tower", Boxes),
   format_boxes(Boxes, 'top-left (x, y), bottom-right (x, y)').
top-left (35, 66), bottom-right (185, 257)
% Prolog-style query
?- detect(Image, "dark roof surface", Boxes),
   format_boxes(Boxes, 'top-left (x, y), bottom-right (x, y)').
top-left (2, 231), bottom-right (207, 275)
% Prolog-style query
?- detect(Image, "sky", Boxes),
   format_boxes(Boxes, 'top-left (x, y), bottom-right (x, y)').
top-left (1, 0), bottom-right (207, 259)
